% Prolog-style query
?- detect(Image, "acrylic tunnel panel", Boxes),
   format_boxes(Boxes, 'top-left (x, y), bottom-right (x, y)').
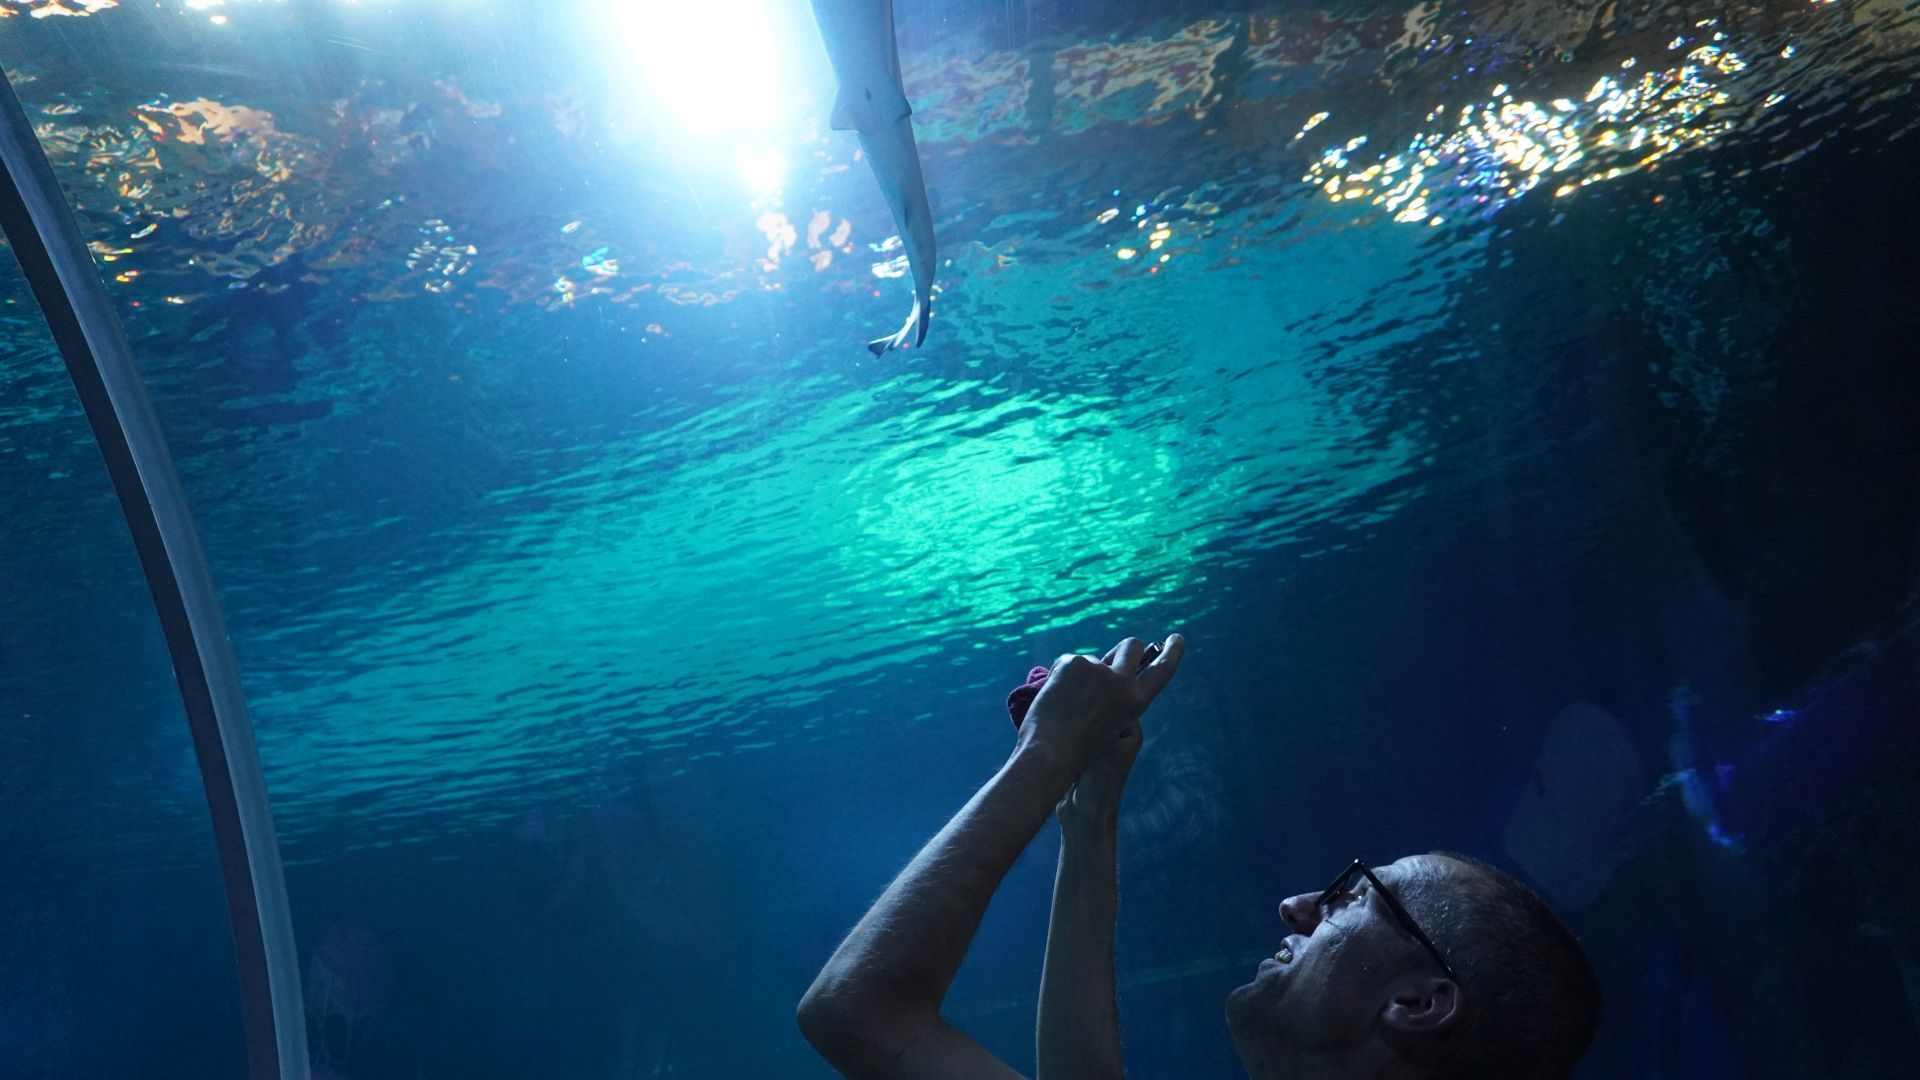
top-left (0, 253), bottom-right (250, 1077)
top-left (3, 1), bottom-right (1920, 1078)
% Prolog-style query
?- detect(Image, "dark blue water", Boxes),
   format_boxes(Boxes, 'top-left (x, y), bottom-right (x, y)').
top-left (3, 1), bottom-right (1918, 1077)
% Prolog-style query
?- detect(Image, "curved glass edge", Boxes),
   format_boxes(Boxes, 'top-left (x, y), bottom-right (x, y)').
top-left (0, 66), bottom-right (308, 1080)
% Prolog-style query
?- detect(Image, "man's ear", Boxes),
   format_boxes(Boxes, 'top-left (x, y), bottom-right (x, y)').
top-left (1381, 976), bottom-right (1464, 1035)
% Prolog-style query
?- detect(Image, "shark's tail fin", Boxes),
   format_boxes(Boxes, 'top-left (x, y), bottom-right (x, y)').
top-left (865, 296), bottom-right (929, 356)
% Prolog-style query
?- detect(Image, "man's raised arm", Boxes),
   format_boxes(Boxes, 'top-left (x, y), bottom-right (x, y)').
top-left (797, 635), bottom-right (1184, 1080)
top-left (1036, 716), bottom-right (1136, 1080)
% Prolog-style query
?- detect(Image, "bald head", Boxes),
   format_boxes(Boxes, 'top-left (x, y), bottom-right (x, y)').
top-left (1398, 852), bottom-right (1601, 1080)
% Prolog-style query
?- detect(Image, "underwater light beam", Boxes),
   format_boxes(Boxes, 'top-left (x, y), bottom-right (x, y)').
top-left (603, 0), bottom-right (784, 136)
top-left (596, 0), bottom-right (792, 194)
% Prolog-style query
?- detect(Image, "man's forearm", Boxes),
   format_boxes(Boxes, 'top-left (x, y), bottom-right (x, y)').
top-left (1037, 817), bottom-right (1124, 1080)
top-left (803, 739), bottom-right (1079, 1036)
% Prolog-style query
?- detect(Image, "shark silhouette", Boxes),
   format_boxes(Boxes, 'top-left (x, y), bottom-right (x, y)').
top-left (810, 0), bottom-right (936, 354)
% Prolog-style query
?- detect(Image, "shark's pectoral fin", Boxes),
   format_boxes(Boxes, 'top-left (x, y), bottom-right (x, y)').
top-left (864, 296), bottom-right (928, 356)
top-left (815, 0), bottom-right (913, 133)
top-left (831, 81), bottom-right (912, 135)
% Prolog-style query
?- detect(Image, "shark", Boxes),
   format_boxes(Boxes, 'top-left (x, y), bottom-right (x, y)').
top-left (809, 0), bottom-right (937, 355)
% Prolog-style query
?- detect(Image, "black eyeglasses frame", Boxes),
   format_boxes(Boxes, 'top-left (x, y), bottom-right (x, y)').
top-left (1316, 858), bottom-right (1461, 984)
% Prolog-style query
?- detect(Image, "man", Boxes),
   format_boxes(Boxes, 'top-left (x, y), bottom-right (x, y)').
top-left (798, 635), bottom-right (1601, 1080)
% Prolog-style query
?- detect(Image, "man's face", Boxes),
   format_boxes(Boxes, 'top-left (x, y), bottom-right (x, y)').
top-left (1225, 855), bottom-right (1454, 1066)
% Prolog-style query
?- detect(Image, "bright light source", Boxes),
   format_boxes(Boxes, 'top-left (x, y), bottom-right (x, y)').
top-left (734, 145), bottom-right (786, 194)
top-left (604, 0), bottom-right (782, 135)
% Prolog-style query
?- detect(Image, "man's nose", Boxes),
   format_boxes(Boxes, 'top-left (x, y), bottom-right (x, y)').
top-left (1279, 892), bottom-right (1322, 934)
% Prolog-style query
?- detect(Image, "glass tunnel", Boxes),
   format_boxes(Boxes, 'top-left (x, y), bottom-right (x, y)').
top-left (2, 2), bottom-right (1917, 1078)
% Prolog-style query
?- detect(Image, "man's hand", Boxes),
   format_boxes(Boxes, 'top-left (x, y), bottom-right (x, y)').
top-left (1057, 719), bottom-right (1141, 831)
top-left (1019, 634), bottom-right (1184, 775)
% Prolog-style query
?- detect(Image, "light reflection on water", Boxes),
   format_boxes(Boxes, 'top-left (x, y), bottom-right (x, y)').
top-left (0, 0), bottom-right (1914, 856)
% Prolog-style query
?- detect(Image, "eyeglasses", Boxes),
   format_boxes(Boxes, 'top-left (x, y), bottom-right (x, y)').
top-left (1317, 859), bottom-right (1460, 983)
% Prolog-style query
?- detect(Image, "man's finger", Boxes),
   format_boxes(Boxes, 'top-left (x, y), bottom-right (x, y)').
top-left (1136, 633), bottom-right (1186, 695)
top-left (1106, 637), bottom-right (1145, 673)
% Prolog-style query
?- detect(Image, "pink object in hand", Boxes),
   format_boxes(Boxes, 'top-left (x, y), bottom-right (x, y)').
top-left (1007, 666), bottom-right (1051, 729)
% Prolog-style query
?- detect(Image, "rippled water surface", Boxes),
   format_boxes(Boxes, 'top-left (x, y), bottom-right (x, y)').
top-left (4, 2), bottom-right (1919, 1078)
